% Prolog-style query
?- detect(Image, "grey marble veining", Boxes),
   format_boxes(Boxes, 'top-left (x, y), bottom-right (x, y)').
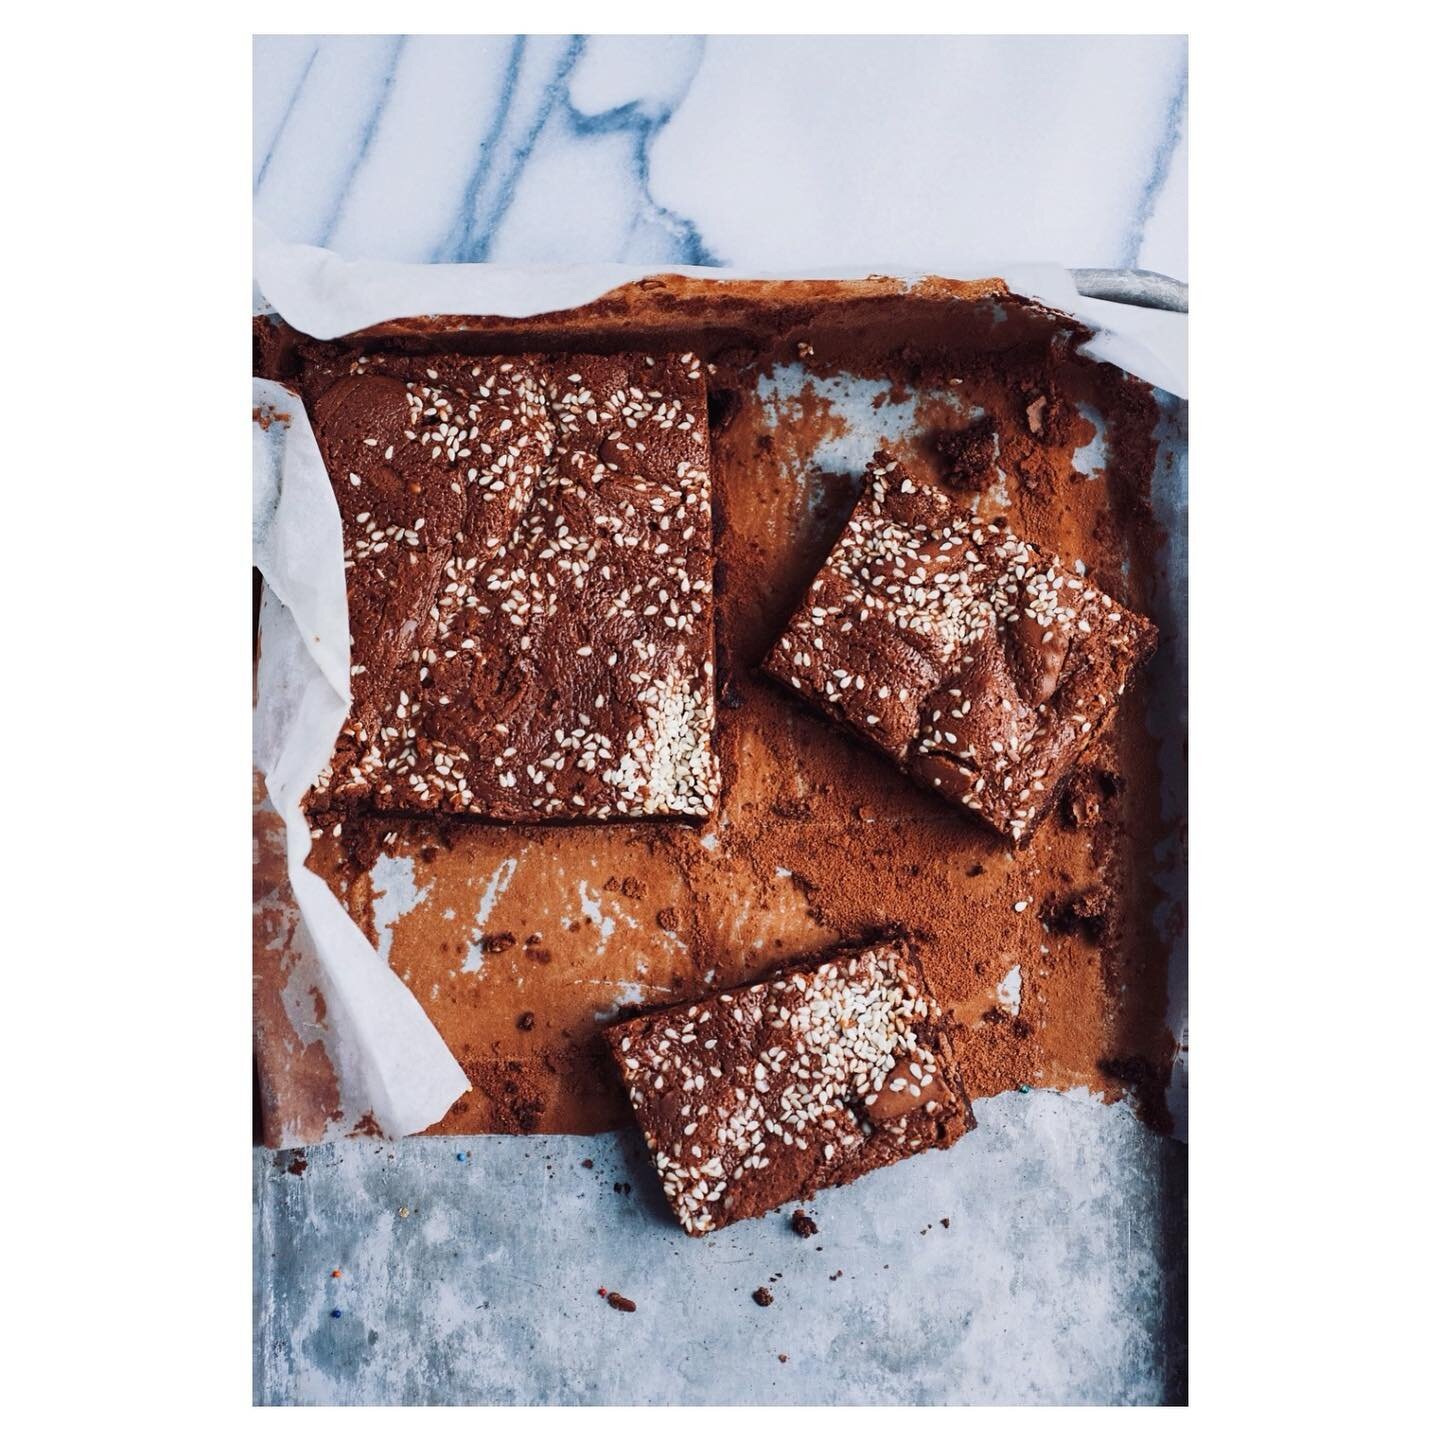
top-left (254, 35), bottom-right (1187, 276)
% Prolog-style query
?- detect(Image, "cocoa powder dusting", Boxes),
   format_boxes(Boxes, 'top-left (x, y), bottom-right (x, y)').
top-left (260, 281), bottom-right (1180, 1142)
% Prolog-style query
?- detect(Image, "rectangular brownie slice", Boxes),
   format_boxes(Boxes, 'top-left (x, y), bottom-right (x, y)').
top-left (306, 351), bottom-right (719, 823)
top-left (604, 938), bottom-right (975, 1235)
top-left (762, 450), bottom-right (1157, 843)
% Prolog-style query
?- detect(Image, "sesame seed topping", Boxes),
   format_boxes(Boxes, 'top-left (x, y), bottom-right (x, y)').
top-left (313, 354), bottom-right (719, 824)
top-left (762, 449), bottom-right (1154, 844)
top-left (608, 942), bottom-right (967, 1235)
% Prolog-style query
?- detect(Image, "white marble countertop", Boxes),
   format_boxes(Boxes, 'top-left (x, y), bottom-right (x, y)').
top-left (254, 34), bottom-right (1186, 279)
top-left (252, 35), bottom-right (1188, 1408)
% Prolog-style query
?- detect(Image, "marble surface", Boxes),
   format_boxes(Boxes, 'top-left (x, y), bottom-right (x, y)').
top-left (254, 34), bottom-right (1186, 278)
top-left (252, 34), bottom-right (1188, 1407)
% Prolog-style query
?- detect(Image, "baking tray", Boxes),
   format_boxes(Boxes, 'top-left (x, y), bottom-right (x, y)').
top-left (253, 267), bottom-right (1187, 1404)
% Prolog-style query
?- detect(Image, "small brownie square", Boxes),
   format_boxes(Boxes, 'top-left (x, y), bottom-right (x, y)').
top-left (604, 938), bottom-right (975, 1235)
top-left (763, 450), bottom-right (1157, 843)
top-left (307, 351), bottom-right (719, 823)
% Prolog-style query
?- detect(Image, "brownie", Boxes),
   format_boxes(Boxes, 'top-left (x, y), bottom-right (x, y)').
top-left (762, 450), bottom-right (1156, 843)
top-left (306, 351), bottom-right (719, 822)
top-left (604, 938), bottom-right (975, 1235)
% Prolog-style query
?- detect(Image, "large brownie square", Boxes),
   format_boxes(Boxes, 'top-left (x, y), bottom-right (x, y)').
top-left (307, 351), bottom-right (719, 823)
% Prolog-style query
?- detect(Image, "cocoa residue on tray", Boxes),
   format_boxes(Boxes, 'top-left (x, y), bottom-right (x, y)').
top-left (258, 283), bottom-right (1181, 1142)
top-left (252, 774), bottom-right (343, 1148)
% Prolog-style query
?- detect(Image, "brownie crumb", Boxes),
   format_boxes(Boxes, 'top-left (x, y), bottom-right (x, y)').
top-left (515, 1011), bottom-right (536, 1032)
top-left (581, 1158), bottom-right (594, 1169)
top-left (604, 875), bottom-right (648, 901)
top-left (752, 1287), bottom-right (774, 1307)
top-left (1041, 887), bottom-right (1111, 944)
top-left (1060, 766), bottom-right (1121, 829)
top-left (790, 1210), bottom-right (819, 1239)
top-left (935, 417), bottom-right (997, 487)
top-left (940, 1217), bottom-right (951, 1228)
top-left (606, 1292), bottom-right (637, 1313)
top-left (778, 1354), bottom-right (788, 1364)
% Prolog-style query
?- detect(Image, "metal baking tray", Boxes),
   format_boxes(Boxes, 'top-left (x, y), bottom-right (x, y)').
top-left (254, 266), bottom-right (1188, 1405)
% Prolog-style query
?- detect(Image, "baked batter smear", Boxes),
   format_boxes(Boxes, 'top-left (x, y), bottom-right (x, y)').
top-left (255, 281), bottom-right (1181, 1140)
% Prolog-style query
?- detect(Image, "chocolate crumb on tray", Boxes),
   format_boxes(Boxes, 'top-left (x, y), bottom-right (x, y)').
top-left (306, 352), bottom-right (719, 824)
top-left (604, 937), bottom-right (975, 1236)
top-left (762, 450), bottom-right (1157, 844)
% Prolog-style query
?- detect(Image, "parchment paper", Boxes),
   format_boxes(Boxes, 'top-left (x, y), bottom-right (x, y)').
top-left (253, 221), bottom-right (1187, 398)
top-left (253, 380), bottom-right (470, 1137)
top-left (252, 224), bottom-right (1188, 1141)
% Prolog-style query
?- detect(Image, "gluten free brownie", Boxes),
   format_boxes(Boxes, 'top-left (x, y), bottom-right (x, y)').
top-left (307, 351), bottom-right (719, 823)
top-left (763, 450), bottom-right (1156, 843)
top-left (604, 938), bottom-right (975, 1235)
